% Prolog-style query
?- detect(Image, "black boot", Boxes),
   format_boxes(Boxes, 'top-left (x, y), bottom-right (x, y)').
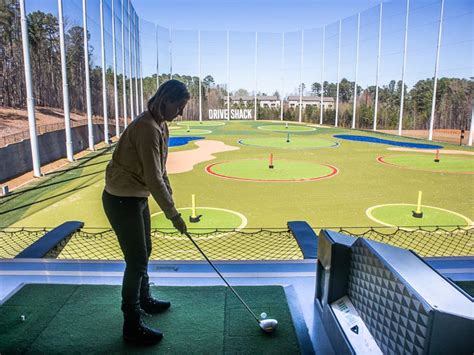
top-left (140, 276), bottom-right (171, 314)
top-left (122, 303), bottom-right (163, 345)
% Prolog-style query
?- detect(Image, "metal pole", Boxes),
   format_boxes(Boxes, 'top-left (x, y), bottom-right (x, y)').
top-left (58, 0), bottom-right (74, 158)
top-left (134, 13), bottom-right (139, 114)
top-left (428, 0), bottom-right (445, 141)
top-left (352, 13), bottom-right (361, 129)
top-left (320, 26), bottom-right (325, 125)
top-left (227, 30), bottom-right (230, 120)
top-left (469, 98), bottom-right (474, 146)
top-left (19, 0), bottom-right (41, 177)
top-left (121, 0), bottom-right (128, 129)
top-left (112, 0), bottom-right (120, 137)
top-left (128, 0), bottom-right (134, 120)
top-left (398, 0), bottom-right (410, 136)
top-left (156, 24), bottom-right (159, 90)
top-left (99, 0), bottom-right (109, 144)
top-left (254, 32), bottom-right (258, 121)
top-left (280, 32), bottom-right (285, 121)
top-left (82, 0), bottom-right (94, 150)
top-left (198, 30), bottom-right (202, 122)
top-left (169, 28), bottom-right (173, 79)
top-left (373, 2), bottom-right (383, 131)
top-left (139, 18), bottom-right (144, 112)
top-left (335, 19), bottom-right (342, 128)
top-left (298, 29), bottom-right (304, 123)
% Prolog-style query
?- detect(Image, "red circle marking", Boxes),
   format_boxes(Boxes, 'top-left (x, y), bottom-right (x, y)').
top-left (377, 155), bottom-right (474, 175)
top-left (205, 160), bottom-right (339, 182)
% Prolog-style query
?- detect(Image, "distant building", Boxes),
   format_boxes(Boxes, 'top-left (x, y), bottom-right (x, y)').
top-left (231, 96), bottom-right (280, 108)
top-left (287, 96), bottom-right (334, 109)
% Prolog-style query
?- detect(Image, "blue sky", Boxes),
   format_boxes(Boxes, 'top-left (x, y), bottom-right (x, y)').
top-left (25, 0), bottom-right (473, 96)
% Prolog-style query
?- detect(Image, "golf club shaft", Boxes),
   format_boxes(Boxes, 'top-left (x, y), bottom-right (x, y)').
top-left (184, 231), bottom-right (260, 324)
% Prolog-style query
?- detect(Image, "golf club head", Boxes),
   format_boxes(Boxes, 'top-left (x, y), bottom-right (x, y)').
top-left (259, 319), bottom-right (278, 333)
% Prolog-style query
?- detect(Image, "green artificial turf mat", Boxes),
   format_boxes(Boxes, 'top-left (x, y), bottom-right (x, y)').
top-left (2, 283), bottom-right (79, 306)
top-left (207, 159), bottom-right (336, 181)
top-left (0, 284), bottom-right (79, 354)
top-left (379, 154), bottom-right (474, 173)
top-left (225, 286), bottom-right (299, 353)
top-left (0, 284), bottom-right (300, 354)
top-left (368, 204), bottom-right (471, 228)
top-left (170, 128), bottom-right (212, 136)
top-left (0, 305), bottom-right (61, 354)
top-left (151, 207), bottom-right (246, 232)
top-left (240, 136), bottom-right (337, 149)
top-left (257, 124), bottom-right (316, 132)
top-left (177, 121), bottom-right (226, 127)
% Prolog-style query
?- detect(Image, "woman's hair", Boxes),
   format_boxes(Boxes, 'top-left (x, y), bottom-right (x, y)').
top-left (147, 79), bottom-right (190, 119)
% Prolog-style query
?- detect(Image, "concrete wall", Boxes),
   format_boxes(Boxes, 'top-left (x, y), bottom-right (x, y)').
top-left (0, 124), bottom-right (116, 183)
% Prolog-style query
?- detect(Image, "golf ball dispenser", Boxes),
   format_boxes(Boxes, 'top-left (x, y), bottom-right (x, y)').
top-left (315, 230), bottom-right (473, 354)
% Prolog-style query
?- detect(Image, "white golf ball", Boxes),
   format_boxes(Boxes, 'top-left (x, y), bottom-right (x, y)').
top-left (260, 312), bottom-right (267, 319)
top-left (20, 315), bottom-right (26, 321)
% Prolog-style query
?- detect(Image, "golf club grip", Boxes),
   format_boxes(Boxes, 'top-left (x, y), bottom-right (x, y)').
top-left (183, 231), bottom-right (260, 323)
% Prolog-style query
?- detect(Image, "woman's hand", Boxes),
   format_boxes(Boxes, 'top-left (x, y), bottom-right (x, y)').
top-left (171, 214), bottom-right (187, 234)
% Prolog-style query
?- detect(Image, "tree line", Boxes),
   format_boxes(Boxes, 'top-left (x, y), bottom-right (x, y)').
top-left (1, 4), bottom-right (472, 131)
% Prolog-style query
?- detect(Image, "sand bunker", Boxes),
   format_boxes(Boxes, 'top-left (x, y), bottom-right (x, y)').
top-left (387, 147), bottom-right (474, 156)
top-left (167, 140), bottom-right (239, 174)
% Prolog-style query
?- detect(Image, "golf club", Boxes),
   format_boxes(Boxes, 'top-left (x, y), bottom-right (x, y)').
top-left (183, 231), bottom-right (278, 333)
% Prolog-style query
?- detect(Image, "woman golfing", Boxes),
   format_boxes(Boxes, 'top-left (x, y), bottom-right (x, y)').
top-left (102, 79), bottom-right (189, 345)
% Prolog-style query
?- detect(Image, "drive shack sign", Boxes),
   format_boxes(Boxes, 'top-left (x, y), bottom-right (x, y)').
top-left (209, 109), bottom-right (253, 120)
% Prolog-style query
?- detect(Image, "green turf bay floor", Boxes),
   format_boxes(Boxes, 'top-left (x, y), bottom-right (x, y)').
top-left (0, 284), bottom-right (300, 354)
top-left (2, 120), bottom-right (473, 229)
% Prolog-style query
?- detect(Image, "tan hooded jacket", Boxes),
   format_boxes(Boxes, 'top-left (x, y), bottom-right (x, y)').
top-left (104, 111), bottom-right (178, 219)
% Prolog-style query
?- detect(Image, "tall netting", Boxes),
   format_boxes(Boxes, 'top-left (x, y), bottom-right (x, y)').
top-left (301, 28), bottom-right (323, 124)
top-left (171, 29), bottom-right (199, 121)
top-left (338, 15), bottom-right (359, 128)
top-left (435, 0), bottom-right (473, 144)
top-left (376, 0), bottom-right (406, 132)
top-left (2, 0), bottom-right (472, 149)
top-left (156, 25), bottom-right (170, 87)
top-left (139, 19), bottom-right (157, 107)
top-left (356, 5), bottom-right (379, 130)
top-left (122, 0), bottom-right (131, 124)
top-left (401, 0), bottom-right (440, 137)
top-left (112, 0), bottom-right (124, 130)
top-left (103, 0), bottom-right (116, 134)
top-left (62, 0), bottom-right (86, 118)
top-left (200, 31), bottom-right (227, 119)
top-left (282, 30), bottom-right (303, 122)
top-left (322, 23), bottom-right (339, 126)
top-left (0, 0), bottom-right (25, 114)
top-left (25, 0), bottom-right (64, 124)
top-left (86, 0), bottom-right (104, 124)
top-left (229, 31), bottom-right (255, 120)
top-left (256, 32), bottom-right (282, 120)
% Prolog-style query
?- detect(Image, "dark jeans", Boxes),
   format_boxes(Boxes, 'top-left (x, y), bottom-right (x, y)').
top-left (102, 190), bottom-right (152, 308)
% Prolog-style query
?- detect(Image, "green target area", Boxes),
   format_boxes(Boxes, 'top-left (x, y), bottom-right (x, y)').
top-left (239, 136), bottom-right (337, 149)
top-left (206, 159), bottom-right (338, 182)
top-left (367, 204), bottom-right (472, 229)
top-left (257, 124), bottom-right (316, 132)
top-left (177, 121), bottom-right (226, 127)
top-left (378, 154), bottom-right (474, 174)
top-left (151, 207), bottom-right (246, 234)
top-left (170, 128), bottom-right (212, 136)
